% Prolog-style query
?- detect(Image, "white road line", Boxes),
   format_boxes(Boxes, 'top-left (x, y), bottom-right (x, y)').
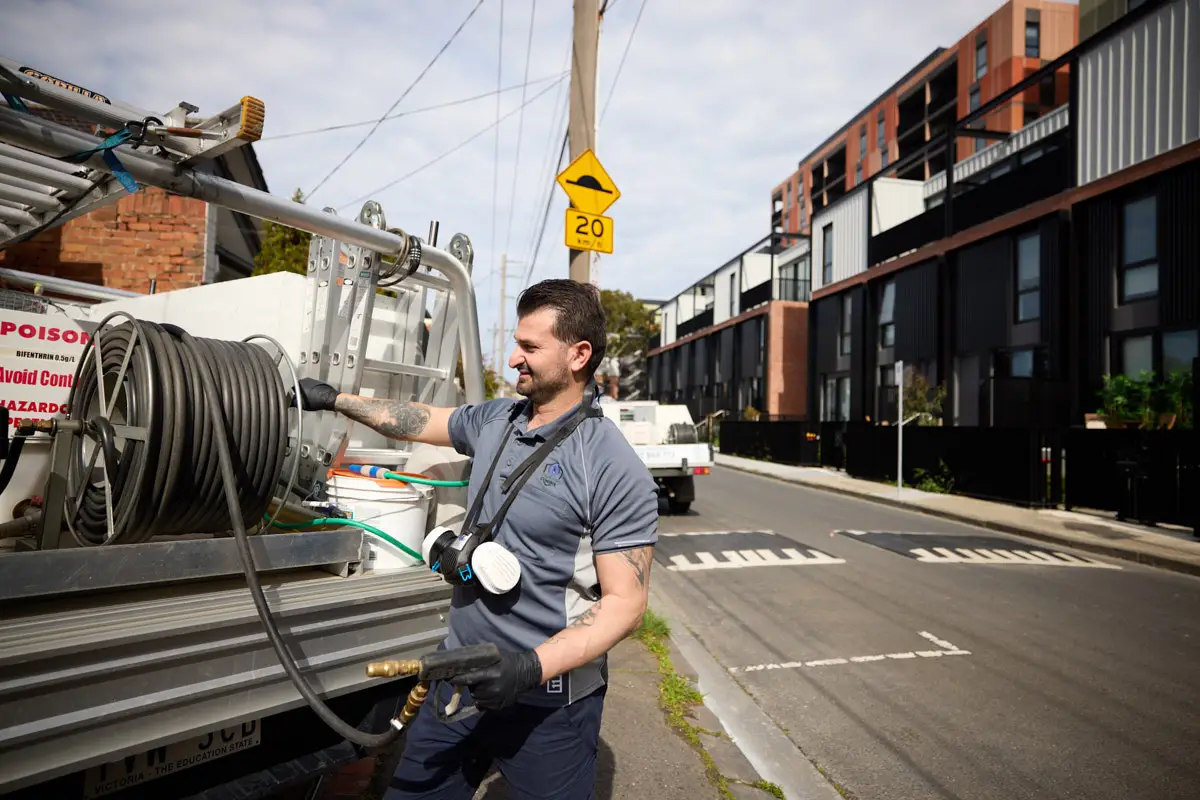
top-left (909, 546), bottom-right (1121, 569)
top-left (918, 631), bottom-right (961, 650)
top-left (667, 548), bottom-right (847, 572)
top-left (729, 630), bottom-right (973, 674)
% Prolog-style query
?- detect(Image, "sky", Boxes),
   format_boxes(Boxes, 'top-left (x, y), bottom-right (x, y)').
top-left (4, 0), bottom-right (1058, 381)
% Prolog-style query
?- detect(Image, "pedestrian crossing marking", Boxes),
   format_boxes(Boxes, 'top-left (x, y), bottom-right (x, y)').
top-left (833, 530), bottom-right (1122, 570)
top-left (667, 547), bottom-right (844, 572)
top-left (907, 546), bottom-right (1120, 569)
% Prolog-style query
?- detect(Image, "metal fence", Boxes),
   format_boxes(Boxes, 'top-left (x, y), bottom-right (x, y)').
top-left (1064, 428), bottom-right (1198, 531)
top-left (841, 424), bottom-right (1060, 507)
top-left (719, 420), bottom-right (820, 465)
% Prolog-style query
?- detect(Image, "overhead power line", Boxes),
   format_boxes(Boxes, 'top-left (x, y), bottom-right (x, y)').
top-left (338, 76), bottom-right (566, 211)
top-left (600, 0), bottom-right (649, 125)
top-left (306, 0), bottom-right (487, 199)
top-left (503, 0), bottom-right (537, 256)
top-left (490, 0), bottom-right (505, 305)
top-left (259, 73), bottom-right (565, 142)
top-left (522, 131), bottom-right (569, 289)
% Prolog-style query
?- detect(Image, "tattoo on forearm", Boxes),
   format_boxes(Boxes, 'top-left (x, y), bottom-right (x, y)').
top-left (619, 547), bottom-right (653, 587)
top-left (336, 396), bottom-right (430, 440)
top-left (571, 599), bottom-right (602, 628)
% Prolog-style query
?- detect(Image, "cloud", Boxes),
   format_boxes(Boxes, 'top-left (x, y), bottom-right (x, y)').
top-left (5, 0), bottom-right (1042, 379)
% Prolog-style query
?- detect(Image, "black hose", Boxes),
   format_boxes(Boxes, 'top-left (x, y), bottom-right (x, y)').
top-left (0, 435), bottom-right (26, 497)
top-left (65, 319), bottom-right (287, 545)
top-left (64, 313), bottom-right (400, 748)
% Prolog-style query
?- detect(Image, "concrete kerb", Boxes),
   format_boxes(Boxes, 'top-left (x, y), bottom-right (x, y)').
top-left (716, 457), bottom-right (1200, 579)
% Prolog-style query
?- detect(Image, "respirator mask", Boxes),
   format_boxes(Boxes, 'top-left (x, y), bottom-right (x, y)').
top-left (422, 391), bottom-right (603, 595)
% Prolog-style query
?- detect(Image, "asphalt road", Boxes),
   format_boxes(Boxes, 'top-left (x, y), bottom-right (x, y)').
top-left (654, 466), bottom-right (1200, 800)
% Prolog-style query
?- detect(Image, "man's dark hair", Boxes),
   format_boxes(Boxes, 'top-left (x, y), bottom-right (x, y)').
top-left (516, 279), bottom-right (607, 378)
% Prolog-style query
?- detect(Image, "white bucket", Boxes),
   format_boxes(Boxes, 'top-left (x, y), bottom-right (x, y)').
top-left (326, 470), bottom-right (432, 572)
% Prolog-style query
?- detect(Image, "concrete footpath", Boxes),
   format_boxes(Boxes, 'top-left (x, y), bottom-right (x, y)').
top-left (715, 452), bottom-right (1200, 577)
top-left (313, 634), bottom-right (785, 800)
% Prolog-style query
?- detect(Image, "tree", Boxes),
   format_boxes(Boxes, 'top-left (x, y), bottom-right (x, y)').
top-left (599, 288), bottom-right (659, 360)
top-left (252, 188), bottom-right (311, 276)
top-left (902, 369), bottom-right (946, 426)
top-left (455, 355), bottom-right (502, 400)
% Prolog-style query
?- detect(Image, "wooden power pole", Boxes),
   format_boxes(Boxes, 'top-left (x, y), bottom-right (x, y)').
top-left (567, 0), bottom-right (600, 284)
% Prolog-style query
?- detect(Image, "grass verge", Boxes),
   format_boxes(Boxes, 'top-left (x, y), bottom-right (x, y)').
top-left (636, 609), bottom-right (787, 799)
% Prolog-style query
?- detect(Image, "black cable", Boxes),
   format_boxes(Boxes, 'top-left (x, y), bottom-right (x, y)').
top-left (306, 0), bottom-right (488, 199)
top-left (65, 313), bottom-right (401, 748)
top-left (522, 130), bottom-right (568, 288)
top-left (0, 436), bottom-right (26, 496)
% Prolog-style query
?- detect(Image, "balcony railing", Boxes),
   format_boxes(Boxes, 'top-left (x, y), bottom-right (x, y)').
top-left (739, 277), bottom-right (812, 312)
top-left (676, 307), bottom-right (714, 339)
top-left (924, 104), bottom-right (1068, 199)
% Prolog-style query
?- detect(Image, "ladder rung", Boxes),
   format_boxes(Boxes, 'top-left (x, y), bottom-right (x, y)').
top-left (403, 271), bottom-right (451, 293)
top-left (364, 359), bottom-right (449, 381)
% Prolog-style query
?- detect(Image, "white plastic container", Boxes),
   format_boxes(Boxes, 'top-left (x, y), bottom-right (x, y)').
top-left (326, 469), bottom-right (432, 572)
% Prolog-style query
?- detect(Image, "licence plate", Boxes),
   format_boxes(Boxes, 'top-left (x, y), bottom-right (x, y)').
top-left (82, 720), bottom-right (262, 798)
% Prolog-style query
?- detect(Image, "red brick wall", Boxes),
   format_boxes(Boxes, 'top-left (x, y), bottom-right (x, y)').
top-left (0, 187), bottom-right (208, 293)
top-left (767, 301), bottom-right (809, 418)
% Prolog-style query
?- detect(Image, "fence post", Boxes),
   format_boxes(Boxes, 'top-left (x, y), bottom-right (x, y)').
top-left (896, 360), bottom-right (904, 494)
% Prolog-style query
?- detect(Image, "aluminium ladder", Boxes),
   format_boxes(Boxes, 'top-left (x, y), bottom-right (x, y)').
top-left (0, 54), bottom-right (486, 504)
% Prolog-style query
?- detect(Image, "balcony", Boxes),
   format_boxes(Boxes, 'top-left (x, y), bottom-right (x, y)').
top-left (676, 307), bottom-right (714, 339)
top-left (739, 276), bottom-right (812, 312)
top-left (924, 104), bottom-right (1068, 199)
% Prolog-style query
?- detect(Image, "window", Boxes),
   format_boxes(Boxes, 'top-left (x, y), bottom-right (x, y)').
top-left (1122, 334), bottom-right (1154, 377)
top-left (800, 200), bottom-right (807, 232)
top-left (1163, 330), bottom-right (1199, 376)
top-left (880, 364), bottom-right (896, 387)
top-left (860, 125), bottom-right (867, 158)
top-left (855, 163), bottom-right (862, 184)
top-left (969, 87), bottom-right (980, 112)
top-left (1039, 74), bottom-right (1056, 107)
top-left (1025, 22), bottom-right (1040, 58)
top-left (975, 34), bottom-right (988, 80)
top-left (879, 280), bottom-right (896, 348)
top-left (877, 113), bottom-right (886, 151)
top-left (1129, 0), bottom-right (1148, 9)
top-left (840, 294), bottom-right (852, 356)
top-left (1121, 194), bottom-right (1158, 303)
top-left (822, 224), bottom-right (833, 285)
top-left (1010, 348), bottom-right (1035, 378)
top-left (1016, 232), bottom-right (1040, 322)
top-left (785, 183), bottom-right (792, 210)
top-left (838, 377), bottom-right (851, 421)
top-left (881, 149), bottom-right (889, 168)
top-left (729, 272), bottom-right (737, 317)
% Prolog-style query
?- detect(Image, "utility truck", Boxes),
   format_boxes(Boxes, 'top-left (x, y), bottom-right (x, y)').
top-left (0, 56), bottom-right (489, 800)
top-left (600, 400), bottom-right (712, 514)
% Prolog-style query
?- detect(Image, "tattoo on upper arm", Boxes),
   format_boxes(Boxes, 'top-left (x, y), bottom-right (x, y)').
top-left (337, 397), bottom-right (430, 441)
top-left (619, 547), bottom-right (653, 587)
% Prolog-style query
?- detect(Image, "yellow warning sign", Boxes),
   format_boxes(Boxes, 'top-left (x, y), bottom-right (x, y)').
top-left (564, 209), bottom-right (613, 254)
top-left (556, 149), bottom-right (620, 216)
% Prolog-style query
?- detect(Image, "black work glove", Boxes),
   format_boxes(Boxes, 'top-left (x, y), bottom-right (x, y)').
top-left (291, 377), bottom-right (340, 412)
top-left (450, 649), bottom-right (543, 711)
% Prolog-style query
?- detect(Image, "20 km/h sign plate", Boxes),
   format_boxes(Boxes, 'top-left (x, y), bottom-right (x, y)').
top-left (565, 209), bottom-right (613, 254)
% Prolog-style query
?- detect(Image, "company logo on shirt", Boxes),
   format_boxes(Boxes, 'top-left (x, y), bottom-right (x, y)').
top-left (542, 462), bottom-right (563, 487)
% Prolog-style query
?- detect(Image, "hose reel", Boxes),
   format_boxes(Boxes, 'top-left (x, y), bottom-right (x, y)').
top-left (62, 312), bottom-right (300, 547)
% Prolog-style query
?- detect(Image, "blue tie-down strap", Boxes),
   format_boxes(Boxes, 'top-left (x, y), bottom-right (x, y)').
top-left (3, 92), bottom-right (28, 113)
top-left (62, 127), bottom-right (139, 194)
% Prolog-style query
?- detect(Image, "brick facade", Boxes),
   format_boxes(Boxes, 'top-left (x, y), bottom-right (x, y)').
top-left (0, 187), bottom-right (209, 294)
top-left (766, 301), bottom-right (809, 417)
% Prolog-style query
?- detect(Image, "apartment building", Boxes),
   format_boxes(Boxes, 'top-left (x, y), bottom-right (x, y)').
top-left (808, 0), bottom-right (1199, 428)
top-left (645, 235), bottom-right (811, 420)
top-left (772, 0), bottom-right (1079, 240)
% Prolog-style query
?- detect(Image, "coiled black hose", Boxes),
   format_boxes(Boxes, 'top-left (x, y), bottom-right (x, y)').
top-left (66, 319), bottom-right (287, 545)
top-left (66, 313), bottom-right (401, 748)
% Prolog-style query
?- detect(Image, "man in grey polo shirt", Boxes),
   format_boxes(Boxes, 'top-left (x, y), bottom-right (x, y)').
top-left (296, 279), bottom-right (659, 798)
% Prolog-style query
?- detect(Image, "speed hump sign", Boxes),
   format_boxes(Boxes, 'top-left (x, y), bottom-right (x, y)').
top-left (564, 208), bottom-right (613, 254)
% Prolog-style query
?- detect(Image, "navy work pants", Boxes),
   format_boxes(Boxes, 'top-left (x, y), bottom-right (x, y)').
top-left (384, 681), bottom-right (606, 800)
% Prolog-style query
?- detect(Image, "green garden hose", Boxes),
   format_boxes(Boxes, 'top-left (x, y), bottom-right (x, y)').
top-left (267, 515), bottom-right (424, 562)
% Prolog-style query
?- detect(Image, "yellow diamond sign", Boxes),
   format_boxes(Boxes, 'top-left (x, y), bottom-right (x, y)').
top-left (556, 149), bottom-right (620, 216)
